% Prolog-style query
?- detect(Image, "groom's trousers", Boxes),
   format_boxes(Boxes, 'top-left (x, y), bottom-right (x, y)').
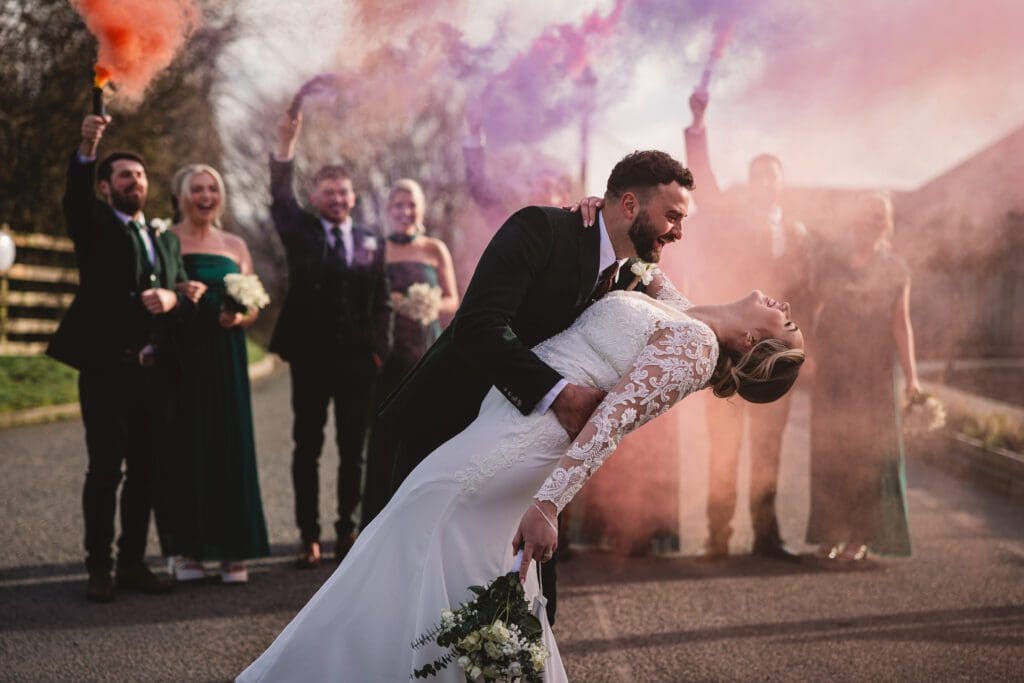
top-left (79, 363), bottom-right (175, 574)
top-left (290, 355), bottom-right (376, 543)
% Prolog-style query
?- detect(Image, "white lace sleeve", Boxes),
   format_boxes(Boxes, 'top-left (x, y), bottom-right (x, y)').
top-left (534, 319), bottom-right (718, 512)
top-left (647, 270), bottom-right (692, 311)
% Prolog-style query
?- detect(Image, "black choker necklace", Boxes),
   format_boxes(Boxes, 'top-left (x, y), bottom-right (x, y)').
top-left (388, 232), bottom-right (420, 245)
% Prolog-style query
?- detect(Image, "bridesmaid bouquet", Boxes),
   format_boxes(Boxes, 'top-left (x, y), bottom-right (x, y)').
top-left (411, 567), bottom-right (550, 681)
top-left (903, 391), bottom-right (946, 435)
top-left (223, 273), bottom-right (271, 314)
top-left (395, 282), bottom-right (442, 326)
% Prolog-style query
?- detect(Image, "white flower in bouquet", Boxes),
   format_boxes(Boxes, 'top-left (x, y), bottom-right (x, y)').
top-left (626, 260), bottom-right (658, 290)
top-left (903, 394), bottom-right (946, 436)
top-left (396, 282), bottom-right (442, 326)
top-left (223, 273), bottom-right (271, 314)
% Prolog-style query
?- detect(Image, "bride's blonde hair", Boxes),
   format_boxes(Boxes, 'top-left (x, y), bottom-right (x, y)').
top-left (710, 338), bottom-right (805, 404)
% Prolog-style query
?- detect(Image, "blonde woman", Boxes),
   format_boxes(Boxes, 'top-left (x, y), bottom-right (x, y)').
top-left (161, 164), bottom-right (270, 584)
top-left (806, 192), bottom-right (918, 561)
top-left (360, 179), bottom-right (459, 528)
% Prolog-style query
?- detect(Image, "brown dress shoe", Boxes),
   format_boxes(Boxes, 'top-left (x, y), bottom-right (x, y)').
top-left (296, 541), bottom-right (321, 569)
top-left (334, 532), bottom-right (358, 562)
top-left (86, 571), bottom-right (115, 603)
top-left (115, 563), bottom-right (175, 594)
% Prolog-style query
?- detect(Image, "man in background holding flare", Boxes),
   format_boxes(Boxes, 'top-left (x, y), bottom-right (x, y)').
top-left (48, 113), bottom-right (199, 602)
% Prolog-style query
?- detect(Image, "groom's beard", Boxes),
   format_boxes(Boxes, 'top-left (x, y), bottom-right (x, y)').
top-left (628, 208), bottom-right (664, 263)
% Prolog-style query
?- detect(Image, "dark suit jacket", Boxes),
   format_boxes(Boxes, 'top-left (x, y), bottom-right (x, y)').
top-left (267, 157), bottom-right (391, 362)
top-left (683, 126), bottom-right (810, 309)
top-left (380, 205), bottom-right (602, 448)
top-left (47, 152), bottom-right (193, 371)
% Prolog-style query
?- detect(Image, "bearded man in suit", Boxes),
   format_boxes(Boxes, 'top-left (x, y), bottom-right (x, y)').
top-left (49, 114), bottom-right (201, 602)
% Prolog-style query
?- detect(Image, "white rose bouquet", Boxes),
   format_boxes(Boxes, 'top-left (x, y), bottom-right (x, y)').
top-left (395, 282), bottom-right (442, 326)
top-left (223, 273), bottom-right (271, 314)
top-left (411, 569), bottom-right (550, 682)
top-left (903, 392), bottom-right (946, 436)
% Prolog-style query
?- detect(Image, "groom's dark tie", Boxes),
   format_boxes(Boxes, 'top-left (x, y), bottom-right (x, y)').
top-left (590, 262), bottom-right (619, 302)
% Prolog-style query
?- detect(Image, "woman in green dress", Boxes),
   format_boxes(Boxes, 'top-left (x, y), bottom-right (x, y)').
top-left (162, 164), bottom-right (269, 583)
top-left (806, 192), bottom-right (921, 561)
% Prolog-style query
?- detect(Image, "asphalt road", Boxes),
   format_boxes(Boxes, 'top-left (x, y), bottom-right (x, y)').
top-left (1, 369), bottom-right (1022, 682)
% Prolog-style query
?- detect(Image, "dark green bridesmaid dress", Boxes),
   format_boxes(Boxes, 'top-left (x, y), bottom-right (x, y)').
top-left (161, 253), bottom-right (270, 561)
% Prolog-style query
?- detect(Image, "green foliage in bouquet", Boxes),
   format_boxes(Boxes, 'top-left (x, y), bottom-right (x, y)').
top-left (412, 571), bottom-right (548, 682)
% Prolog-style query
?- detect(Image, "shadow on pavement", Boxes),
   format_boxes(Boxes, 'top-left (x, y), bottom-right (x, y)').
top-left (560, 603), bottom-right (1024, 655)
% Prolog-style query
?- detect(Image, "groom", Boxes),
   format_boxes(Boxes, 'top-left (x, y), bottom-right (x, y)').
top-left (381, 150), bottom-right (694, 622)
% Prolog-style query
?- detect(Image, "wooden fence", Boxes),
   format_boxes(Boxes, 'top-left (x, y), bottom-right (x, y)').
top-left (0, 226), bottom-right (77, 356)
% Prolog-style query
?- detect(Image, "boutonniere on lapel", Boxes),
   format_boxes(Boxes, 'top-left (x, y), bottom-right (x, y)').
top-left (361, 235), bottom-right (378, 252)
top-left (626, 260), bottom-right (658, 291)
top-left (149, 217), bottom-right (172, 236)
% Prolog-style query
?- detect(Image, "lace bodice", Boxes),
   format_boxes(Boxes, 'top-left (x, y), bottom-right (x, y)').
top-left (454, 288), bottom-right (715, 499)
top-left (533, 291), bottom-right (718, 512)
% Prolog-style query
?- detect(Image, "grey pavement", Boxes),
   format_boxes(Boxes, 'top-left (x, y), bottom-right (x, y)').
top-left (1, 370), bottom-right (1022, 682)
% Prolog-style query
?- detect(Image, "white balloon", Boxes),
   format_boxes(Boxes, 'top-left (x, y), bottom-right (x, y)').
top-left (0, 231), bottom-right (14, 273)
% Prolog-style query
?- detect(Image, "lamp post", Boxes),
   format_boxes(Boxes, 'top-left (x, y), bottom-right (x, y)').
top-left (578, 66), bottom-right (598, 192)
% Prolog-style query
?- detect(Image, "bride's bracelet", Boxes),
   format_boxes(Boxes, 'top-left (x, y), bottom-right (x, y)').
top-left (531, 502), bottom-right (558, 534)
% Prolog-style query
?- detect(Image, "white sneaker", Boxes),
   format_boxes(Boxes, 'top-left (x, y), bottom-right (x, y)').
top-left (220, 561), bottom-right (248, 584)
top-left (167, 556), bottom-right (205, 582)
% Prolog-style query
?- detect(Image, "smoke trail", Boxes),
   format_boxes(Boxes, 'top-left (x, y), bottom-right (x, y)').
top-left (71, 0), bottom-right (201, 103)
top-left (470, 0), bottom-right (625, 147)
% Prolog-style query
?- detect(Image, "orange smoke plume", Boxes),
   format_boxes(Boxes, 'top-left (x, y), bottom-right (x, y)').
top-left (71, 0), bottom-right (201, 103)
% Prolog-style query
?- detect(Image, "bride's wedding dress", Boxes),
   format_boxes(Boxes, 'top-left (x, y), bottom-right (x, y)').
top-left (238, 290), bottom-right (718, 682)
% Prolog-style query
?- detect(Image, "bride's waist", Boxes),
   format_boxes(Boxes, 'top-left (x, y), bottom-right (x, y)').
top-left (535, 342), bottom-right (619, 390)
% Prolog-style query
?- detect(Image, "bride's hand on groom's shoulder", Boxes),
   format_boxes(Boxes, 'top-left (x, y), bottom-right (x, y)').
top-left (552, 384), bottom-right (606, 440)
top-left (564, 196), bottom-right (604, 227)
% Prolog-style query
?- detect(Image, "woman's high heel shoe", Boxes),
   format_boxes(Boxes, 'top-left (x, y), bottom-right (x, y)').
top-left (836, 543), bottom-right (868, 562)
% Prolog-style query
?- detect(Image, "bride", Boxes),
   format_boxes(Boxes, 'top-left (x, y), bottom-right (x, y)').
top-left (237, 279), bottom-right (804, 682)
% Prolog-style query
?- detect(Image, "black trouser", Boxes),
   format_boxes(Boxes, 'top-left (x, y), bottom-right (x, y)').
top-left (289, 355), bottom-right (375, 543)
top-left (79, 364), bottom-right (175, 574)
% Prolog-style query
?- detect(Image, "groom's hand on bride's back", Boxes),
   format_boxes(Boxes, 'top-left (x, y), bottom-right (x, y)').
top-left (564, 196), bottom-right (604, 227)
top-left (551, 384), bottom-right (606, 440)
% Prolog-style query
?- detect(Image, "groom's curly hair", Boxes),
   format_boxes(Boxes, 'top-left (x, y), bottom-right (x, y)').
top-left (605, 150), bottom-right (694, 199)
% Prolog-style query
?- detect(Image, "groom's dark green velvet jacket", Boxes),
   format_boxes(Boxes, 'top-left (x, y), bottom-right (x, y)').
top-left (380, 205), bottom-right (603, 460)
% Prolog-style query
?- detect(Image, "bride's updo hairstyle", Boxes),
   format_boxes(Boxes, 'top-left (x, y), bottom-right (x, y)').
top-left (710, 338), bottom-right (805, 404)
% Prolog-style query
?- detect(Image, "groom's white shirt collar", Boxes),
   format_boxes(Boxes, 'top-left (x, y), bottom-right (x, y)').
top-left (597, 210), bottom-right (627, 282)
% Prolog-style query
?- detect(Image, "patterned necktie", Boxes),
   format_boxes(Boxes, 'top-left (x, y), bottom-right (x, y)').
top-left (590, 262), bottom-right (619, 302)
top-left (128, 220), bottom-right (156, 268)
top-left (331, 224), bottom-right (348, 266)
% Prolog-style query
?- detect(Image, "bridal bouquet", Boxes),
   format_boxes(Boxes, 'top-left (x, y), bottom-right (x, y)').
top-left (223, 273), bottom-right (271, 314)
top-left (903, 391), bottom-right (946, 435)
top-left (411, 570), bottom-right (549, 682)
top-left (395, 282), bottom-right (442, 326)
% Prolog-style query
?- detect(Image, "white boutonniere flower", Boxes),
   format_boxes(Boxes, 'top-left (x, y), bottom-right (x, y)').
top-left (149, 218), bottom-right (171, 235)
top-left (362, 235), bottom-right (378, 251)
top-left (627, 260), bottom-right (658, 290)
